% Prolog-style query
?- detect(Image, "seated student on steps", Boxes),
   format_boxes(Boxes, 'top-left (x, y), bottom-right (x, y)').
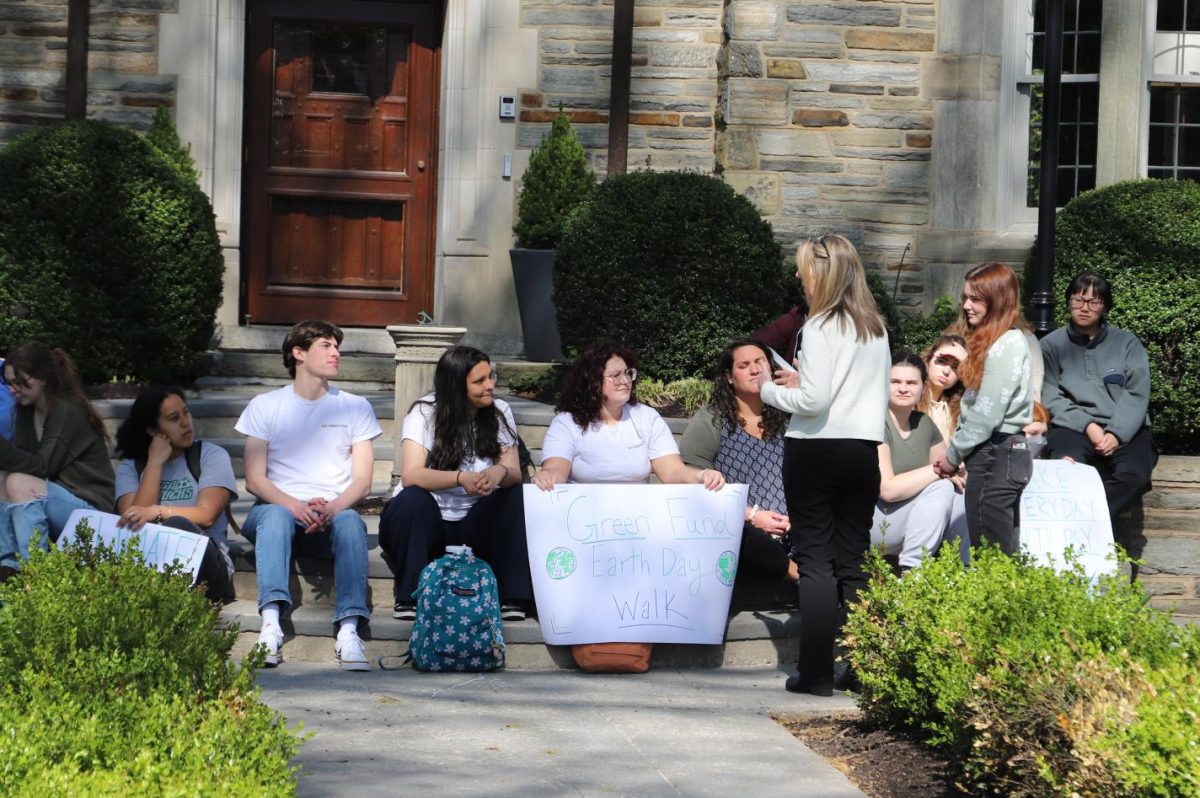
top-left (378, 345), bottom-right (533, 622)
top-left (114, 386), bottom-right (238, 603)
top-left (0, 342), bottom-right (114, 583)
top-left (236, 320), bottom-right (382, 672)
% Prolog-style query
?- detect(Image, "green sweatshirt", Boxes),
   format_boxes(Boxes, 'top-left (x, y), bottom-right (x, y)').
top-left (1039, 322), bottom-right (1151, 444)
top-left (947, 329), bottom-right (1033, 467)
top-left (0, 397), bottom-right (115, 513)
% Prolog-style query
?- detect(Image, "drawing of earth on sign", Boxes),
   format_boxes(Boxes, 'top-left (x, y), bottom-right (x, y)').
top-left (715, 550), bottom-right (737, 586)
top-left (546, 547), bottom-right (577, 580)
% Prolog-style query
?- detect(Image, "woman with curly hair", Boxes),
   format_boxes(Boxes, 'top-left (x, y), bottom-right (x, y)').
top-left (681, 338), bottom-right (798, 583)
top-left (533, 341), bottom-right (724, 491)
top-left (379, 345), bottom-right (531, 621)
top-left (934, 263), bottom-right (1034, 554)
top-left (0, 342), bottom-right (114, 580)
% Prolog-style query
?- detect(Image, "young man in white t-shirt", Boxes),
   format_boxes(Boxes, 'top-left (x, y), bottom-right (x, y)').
top-left (235, 320), bottom-right (382, 671)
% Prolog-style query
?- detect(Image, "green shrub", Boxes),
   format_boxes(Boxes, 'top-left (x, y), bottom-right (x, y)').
top-left (513, 111), bottom-right (595, 249)
top-left (146, 107), bottom-right (200, 185)
top-left (894, 296), bottom-right (958, 355)
top-left (1025, 178), bottom-right (1200, 453)
top-left (554, 170), bottom-right (786, 381)
top-left (0, 120), bottom-right (223, 383)
top-left (0, 524), bottom-right (301, 794)
top-left (637, 376), bottom-right (712, 416)
top-left (844, 545), bottom-right (1200, 795)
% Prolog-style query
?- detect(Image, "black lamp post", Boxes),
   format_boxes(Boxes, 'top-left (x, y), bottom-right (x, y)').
top-left (1030, 0), bottom-right (1066, 336)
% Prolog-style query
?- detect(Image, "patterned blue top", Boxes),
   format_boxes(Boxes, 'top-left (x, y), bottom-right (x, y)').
top-left (712, 419), bottom-right (787, 515)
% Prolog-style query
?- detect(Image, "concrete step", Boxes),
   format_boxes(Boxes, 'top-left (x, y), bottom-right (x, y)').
top-left (204, 349), bottom-right (396, 385)
top-left (222, 600), bottom-right (802, 669)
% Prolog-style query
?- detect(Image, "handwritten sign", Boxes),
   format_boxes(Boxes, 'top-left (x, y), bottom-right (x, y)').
top-left (1019, 460), bottom-right (1117, 580)
top-left (59, 509), bottom-right (209, 584)
top-left (523, 483), bottom-right (747, 645)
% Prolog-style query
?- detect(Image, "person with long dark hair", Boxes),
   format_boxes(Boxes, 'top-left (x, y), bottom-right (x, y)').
top-left (680, 338), bottom-right (798, 583)
top-left (934, 263), bottom-right (1034, 554)
top-left (0, 342), bottom-right (114, 580)
top-left (757, 234), bottom-right (890, 696)
top-left (532, 341), bottom-right (725, 491)
top-left (114, 386), bottom-right (238, 602)
top-left (378, 345), bottom-right (532, 621)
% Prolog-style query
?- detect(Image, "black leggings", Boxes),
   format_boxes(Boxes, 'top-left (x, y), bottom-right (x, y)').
top-left (160, 516), bottom-right (234, 603)
top-left (379, 484), bottom-right (533, 604)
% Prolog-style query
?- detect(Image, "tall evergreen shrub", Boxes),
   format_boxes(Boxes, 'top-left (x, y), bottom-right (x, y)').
top-left (0, 120), bottom-right (223, 383)
top-left (1026, 179), bottom-right (1200, 452)
top-left (512, 111), bottom-right (595, 249)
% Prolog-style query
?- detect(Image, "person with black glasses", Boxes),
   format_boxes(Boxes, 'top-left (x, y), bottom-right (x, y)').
top-left (1040, 271), bottom-right (1157, 565)
top-left (533, 341), bottom-right (724, 491)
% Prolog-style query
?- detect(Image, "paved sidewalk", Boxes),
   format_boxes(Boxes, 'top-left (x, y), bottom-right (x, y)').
top-left (257, 664), bottom-right (866, 798)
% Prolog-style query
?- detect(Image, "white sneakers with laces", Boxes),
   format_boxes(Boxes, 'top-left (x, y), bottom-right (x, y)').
top-left (335, 628), bottom-right (370, 672)
top-left (257, 624), bottom-right (284, 667)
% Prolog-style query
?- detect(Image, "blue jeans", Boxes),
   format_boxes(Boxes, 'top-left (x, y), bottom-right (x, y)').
top-left (0, 481), bottom-right (96, 569)
top-left (241, 502), bottom-right (370, 625)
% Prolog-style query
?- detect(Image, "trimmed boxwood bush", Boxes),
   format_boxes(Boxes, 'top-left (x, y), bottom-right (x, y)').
top-left (844, 546), bottom-right (1200, 795)
top-left (1026, 179), bottom-right (1200, 453)
top-left (0, 120), bottom-right (223, 383)
top-left (554, 170), bottom-right (786, 381)
top-left (0, 522), bottom-right (300, 794)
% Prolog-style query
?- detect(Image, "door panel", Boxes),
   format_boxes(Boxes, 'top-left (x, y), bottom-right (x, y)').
top-left (244, 0), bottom-right (438, 326)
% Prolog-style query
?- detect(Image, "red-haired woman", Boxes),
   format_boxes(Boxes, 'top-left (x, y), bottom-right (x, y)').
top-left (934, 263), bottom-right (1035, 554)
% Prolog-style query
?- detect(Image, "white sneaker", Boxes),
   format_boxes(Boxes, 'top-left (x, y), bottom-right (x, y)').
top-left (257, 625), bottom-right (284, 667)
top-left (335, 629), bottom-right (370, 672)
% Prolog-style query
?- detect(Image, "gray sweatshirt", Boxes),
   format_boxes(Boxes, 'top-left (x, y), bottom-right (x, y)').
top-left (1039, 322), bottom-right (1151, 444)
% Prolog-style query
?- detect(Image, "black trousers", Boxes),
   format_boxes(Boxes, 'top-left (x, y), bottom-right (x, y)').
top-left (739, 523), bottom-right (791, 581)
top-left (1044, 425), bottom-right (1158, 557)
top-left (962, 433), bottom-right (1033, 555)
top-left (378, 484), bottom-right (533, 604)
top-left (160, 516), bottom-right (234, 603)
top-left (782, 438), bottom-right (880, 691)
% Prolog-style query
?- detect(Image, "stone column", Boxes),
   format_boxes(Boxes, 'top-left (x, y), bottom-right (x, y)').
top-left (386, 325), bottom-right (468, 487)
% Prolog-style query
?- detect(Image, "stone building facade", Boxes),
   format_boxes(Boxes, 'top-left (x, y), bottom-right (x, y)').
top-left (0, 1), bottom-right (173, 140)
top-left (0, 1), bottom-right (1190, 346)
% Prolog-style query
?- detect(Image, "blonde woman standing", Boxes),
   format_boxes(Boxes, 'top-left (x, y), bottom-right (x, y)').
top-left (759, 234), bottom-right (890, 696)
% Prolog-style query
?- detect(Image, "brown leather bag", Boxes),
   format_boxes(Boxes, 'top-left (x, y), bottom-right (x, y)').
top-left (572, 643), bottom-right (653, 673)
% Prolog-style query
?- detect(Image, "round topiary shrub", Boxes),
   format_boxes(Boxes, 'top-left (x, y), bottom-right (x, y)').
top-left (0, 120), bottom-right (223, 383)
top-left (1026, 179), bottom-right (1200, 453)
top-left (553, 170), bottom-right (787, 381)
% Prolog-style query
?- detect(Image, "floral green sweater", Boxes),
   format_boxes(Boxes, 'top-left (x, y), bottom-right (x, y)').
top-left (947, 329), bottom-right (1033, 467)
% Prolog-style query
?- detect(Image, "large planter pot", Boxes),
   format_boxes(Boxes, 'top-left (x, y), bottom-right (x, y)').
top-left (509, 247), bottom-right (563, 362)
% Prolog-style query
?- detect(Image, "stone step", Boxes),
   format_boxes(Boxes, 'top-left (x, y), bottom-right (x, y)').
top-left (204, 349), bottom-right (396, 385)
top-left (222, 600), bottom-right (802, 670)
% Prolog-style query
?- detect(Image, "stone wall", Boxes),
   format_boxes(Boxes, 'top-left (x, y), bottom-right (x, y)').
top-left (516, 0), bottom-right (938, 306)
top-left (517, 0), bottom-right (723, 175)
top-left (0, 1), bottom-right (175, 145)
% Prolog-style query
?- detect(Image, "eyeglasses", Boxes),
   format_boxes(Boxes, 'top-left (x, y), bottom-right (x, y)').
top-left (604, 368), bottom-right (637, 384)
top-left (813, 235), bottom-right (831, 261)
top-left (1068, 295), bottom-right (1104, 311)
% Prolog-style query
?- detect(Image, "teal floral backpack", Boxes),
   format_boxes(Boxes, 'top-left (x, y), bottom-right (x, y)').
top-left (408, 547), bottom-right (506, 672)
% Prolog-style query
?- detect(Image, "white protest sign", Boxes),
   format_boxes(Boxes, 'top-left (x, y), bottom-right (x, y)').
top-left (1019, 460), bottom-right (1118, 580)
top-left (59, 509), bottom-right (209, 584)
top-left (523, 483), bottom-right (746, 645)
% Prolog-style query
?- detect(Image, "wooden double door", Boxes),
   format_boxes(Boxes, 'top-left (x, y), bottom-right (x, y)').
top-left (244, 0), bottom-right (439, 326)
